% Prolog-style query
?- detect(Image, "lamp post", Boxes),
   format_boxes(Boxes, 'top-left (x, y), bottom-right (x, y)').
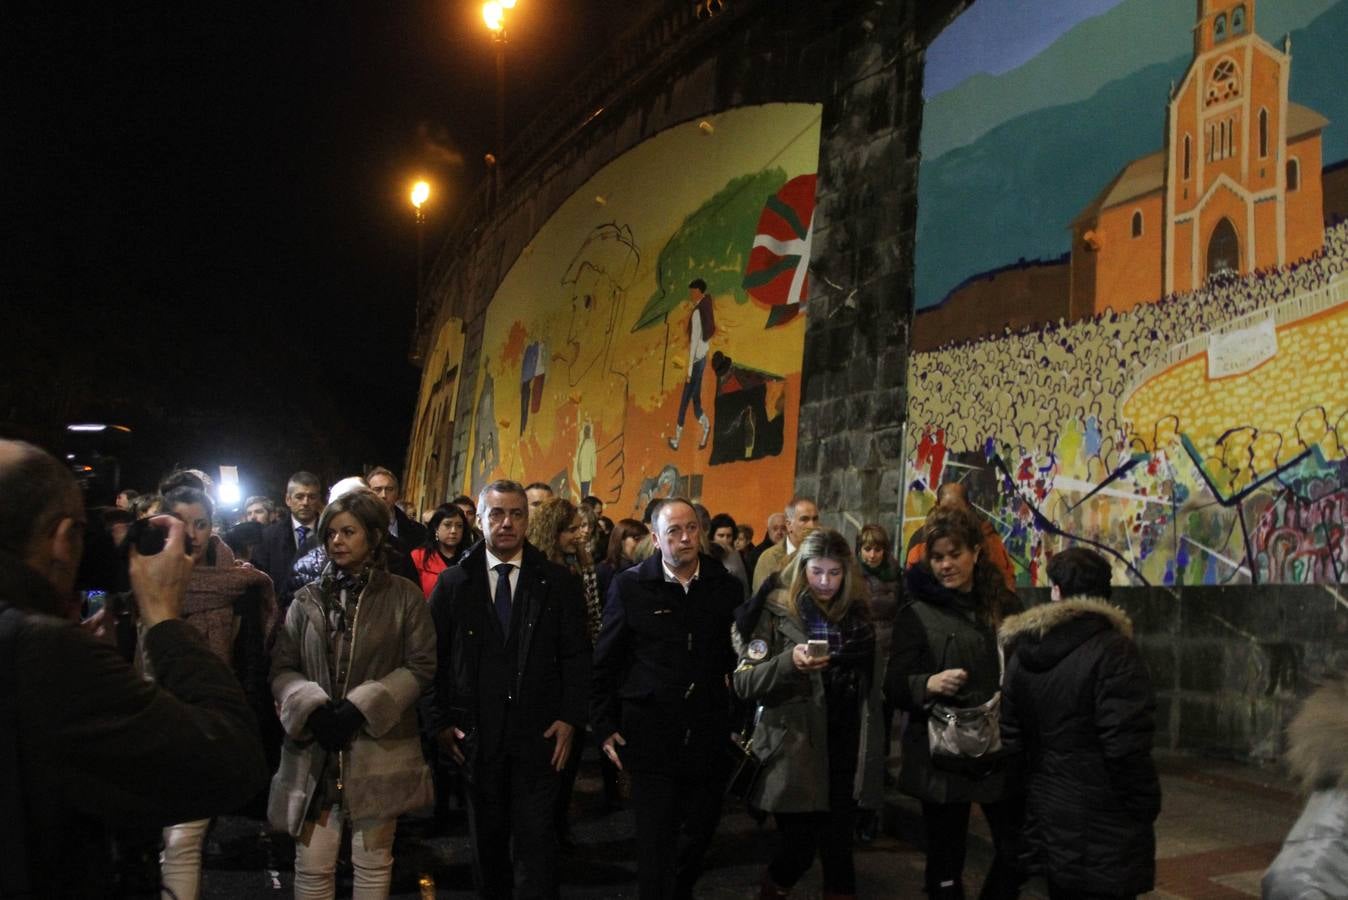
top-left (410, 179), bottom-right (430, 326)
top-left (482, 0), bottom-right (516, 179)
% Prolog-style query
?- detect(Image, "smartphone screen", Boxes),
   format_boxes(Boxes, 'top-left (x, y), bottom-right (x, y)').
top-left (807, 639), bottom-right (829, 659)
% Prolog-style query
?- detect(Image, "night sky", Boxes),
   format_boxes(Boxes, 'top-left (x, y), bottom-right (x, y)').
top-left (5, 1), bottom-right (638, 500)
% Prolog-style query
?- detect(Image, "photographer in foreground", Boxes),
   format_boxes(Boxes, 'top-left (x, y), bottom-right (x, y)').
top-left (0, 440), bottom-right (269, 898)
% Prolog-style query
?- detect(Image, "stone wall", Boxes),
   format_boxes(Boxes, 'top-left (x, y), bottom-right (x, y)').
top-left (1020, 585), bottom-right (1348, 762)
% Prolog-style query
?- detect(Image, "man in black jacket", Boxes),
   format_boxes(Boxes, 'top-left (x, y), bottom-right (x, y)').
top-left (0, 440), bottom-right (268, 898)
top-left (251, 470), bottom-right (323, 609)
top-left (426, 479), bottom-right (590, 899)
top-left (592, 497), bottom-right (741, 900)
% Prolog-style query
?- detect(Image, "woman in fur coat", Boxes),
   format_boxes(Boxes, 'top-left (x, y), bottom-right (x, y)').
top-left (999, 547), bottom-right (1160, 900)
top-left (1263, 678), bottom-right (1348, 898)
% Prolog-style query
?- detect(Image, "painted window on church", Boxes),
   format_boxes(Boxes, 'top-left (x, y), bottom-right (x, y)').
top-left (1288, 158), bottom-right (1300, 191)
top-left (1214, 14), bottom-right (1227, 43)
top-left (1259, 108), bottom-right (1269, 158)
top-left (1232, 6), bottom-right (1246, 35)
top-left (1132, 210), bottom-right (1143, 238)
top-left (1184, 134), bottom-right (1192, 179)
top-left (1206, 58), bottom-right (1239, 106)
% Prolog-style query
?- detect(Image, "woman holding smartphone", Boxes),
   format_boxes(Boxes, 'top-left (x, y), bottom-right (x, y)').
top-left (733, 529), bottom-right (885, 899)
top-left (269, 488), bottom-right (437, 900)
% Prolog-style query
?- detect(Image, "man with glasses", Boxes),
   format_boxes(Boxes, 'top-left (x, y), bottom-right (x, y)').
top-left (591, 498), bottom-right (742, 899)
top-left (425, 479), bottom-right (590, 899)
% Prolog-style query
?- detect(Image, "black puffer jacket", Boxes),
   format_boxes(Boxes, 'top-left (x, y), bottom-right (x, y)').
top-left (999, 597), bottom-right (1161, 895)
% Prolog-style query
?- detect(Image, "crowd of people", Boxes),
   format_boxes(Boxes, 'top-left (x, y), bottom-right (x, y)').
top-left (908, 220), bottom-right (1348, 471)
top-left (2, 439), bottom-right (1192, 899)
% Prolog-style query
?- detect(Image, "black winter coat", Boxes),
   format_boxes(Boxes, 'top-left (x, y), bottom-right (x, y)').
top-left (425, 541), bottom-right (591, 773)
top-left (590, 552), bottom-right (741, 776)
top-left (885, 562), bottom-right (1022, 804)
top-left (999, 596), bottom-right (1161, 895)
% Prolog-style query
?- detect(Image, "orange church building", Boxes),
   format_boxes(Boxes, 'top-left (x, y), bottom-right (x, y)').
top-left (1070, 0), bottom-right (1326, 318)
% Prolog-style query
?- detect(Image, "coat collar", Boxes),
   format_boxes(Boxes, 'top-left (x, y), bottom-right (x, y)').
top-left (634, 550), bottom-right (728, 584)
top-left (998, 596), bottom-right (1132, 647)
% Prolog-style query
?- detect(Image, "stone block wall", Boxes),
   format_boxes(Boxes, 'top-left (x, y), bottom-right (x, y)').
top-left (1020, 585), bottom-right (1348, 762)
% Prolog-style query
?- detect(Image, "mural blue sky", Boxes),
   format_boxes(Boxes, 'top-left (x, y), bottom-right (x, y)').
top-left (916, 0), bottom-right (1348, 310)
top-left (924, 0), bottom-right (1124, 98)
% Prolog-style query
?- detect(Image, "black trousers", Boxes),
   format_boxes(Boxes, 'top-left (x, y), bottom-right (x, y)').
top-left (467, 753), bottom-right (560, 899)
top-left (769, 802), bottom-right (859, 894)
top-left (920, 796), bottom-right (1025, 900)
top-left (629, 770), bottom-right (725, 900)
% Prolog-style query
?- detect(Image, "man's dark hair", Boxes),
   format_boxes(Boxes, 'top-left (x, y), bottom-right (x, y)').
top-left (641, 496), bottom-right (664, 525)
top-left (287, 471), bottom-right (321, 494)
top-left (1046, 546), bottom-right (1113, 600)
top-left (524, 482), bottom-right (553, 494)
top-left (223, 521), bottom-right (264, 555)
top-left (0, 440), bottom-right (79, 557)
top-left (689, 278), bottom-right (707, 293)
top-left (580, 495), bottom-right (602, 511)
top-left (451, 495), bottom-right (474, 507)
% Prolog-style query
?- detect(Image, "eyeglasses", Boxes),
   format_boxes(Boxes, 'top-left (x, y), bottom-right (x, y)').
top-left (486, 508), bottom-right (527, 523)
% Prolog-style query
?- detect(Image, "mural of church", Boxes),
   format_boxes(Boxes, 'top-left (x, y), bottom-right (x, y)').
top-left (1070, 0), bottom-right (1327, 317)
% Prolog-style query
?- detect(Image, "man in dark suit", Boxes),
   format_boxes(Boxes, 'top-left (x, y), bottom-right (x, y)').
top-left (366, 466), bottom-right (428, 557)
top-left (250, 471), bottom-right (322, 609)
top-left (592, 498), bottom-right (741, 900)
top-left (426, 479), bottom-right (590, 899)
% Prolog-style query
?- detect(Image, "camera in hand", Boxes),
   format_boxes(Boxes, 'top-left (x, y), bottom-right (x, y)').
top-left (123, 517), bottom-right (194, 557)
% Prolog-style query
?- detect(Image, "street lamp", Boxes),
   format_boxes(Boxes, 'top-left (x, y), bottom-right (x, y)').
top-left (410, 179), bottom-right (431, 328)
top-left (482, 0), bottom-right (516, 178)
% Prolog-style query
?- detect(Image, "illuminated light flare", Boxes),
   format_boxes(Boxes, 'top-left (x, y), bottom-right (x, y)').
top-left (411, 180), bottom-right (430, 210)
top-left (483, 1), bottom-right (504, 31)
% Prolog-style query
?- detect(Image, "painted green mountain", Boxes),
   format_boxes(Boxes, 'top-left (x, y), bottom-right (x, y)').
top-left (632, 168), bottom-right (787, 332)
top-left (916, 0), bottom-right (1348, 309)
top-left (921, 0), bottom-right (1341, 161)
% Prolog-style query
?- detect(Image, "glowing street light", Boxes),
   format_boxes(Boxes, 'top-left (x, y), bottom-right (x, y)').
top-left (482, 0), bottom-right (517, 186)
top-left (410, 180), bottom-right (430, 222)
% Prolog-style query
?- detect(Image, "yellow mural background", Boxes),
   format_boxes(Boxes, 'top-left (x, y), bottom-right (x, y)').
top-left (463, 103), bottom-right (822, 525)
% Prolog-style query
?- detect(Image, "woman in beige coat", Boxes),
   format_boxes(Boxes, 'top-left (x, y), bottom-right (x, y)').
top-left (734, 529), bottom-right (885, 900)
top-left (269, 488), bottom-right (436, 900)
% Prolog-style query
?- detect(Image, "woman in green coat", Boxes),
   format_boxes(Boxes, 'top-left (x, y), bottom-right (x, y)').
top-left (734, 529), bottom-right (885, 900)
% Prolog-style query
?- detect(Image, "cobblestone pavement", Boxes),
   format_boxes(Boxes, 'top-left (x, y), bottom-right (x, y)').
top-left (198, 751), bottom-right (1300, 898)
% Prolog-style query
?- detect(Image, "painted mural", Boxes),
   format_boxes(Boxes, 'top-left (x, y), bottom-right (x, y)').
top-left (414, 104), bottom-right (822, 526)
top-left (910, 0), bottom-right (1348, 585)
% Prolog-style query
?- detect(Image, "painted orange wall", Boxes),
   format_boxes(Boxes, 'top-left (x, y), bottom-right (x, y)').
top-left (1287, 133), bottom-right (1326, 263)
top-left (1092, 193), bottom-right (1165, 313)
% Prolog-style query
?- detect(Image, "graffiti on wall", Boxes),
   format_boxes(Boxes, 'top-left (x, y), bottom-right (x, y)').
top-left (909, 0), bottom-right (1348, 584)
top-left (409, 104), bottom-right (822, 526)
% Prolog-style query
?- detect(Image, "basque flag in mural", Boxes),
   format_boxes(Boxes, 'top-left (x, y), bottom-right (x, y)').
top-left (743, 173), bottom-right (816, 328)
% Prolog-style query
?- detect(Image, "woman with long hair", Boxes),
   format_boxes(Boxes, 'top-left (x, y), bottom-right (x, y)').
top-left (269, 489), bottom-right (436, 900)
top-left (886, 505), bottom-right (1024, 899)
top-left (155, 484), bottom-right (275, 900)
top-left (409, 503), bottom-right (470, 597)
top-left (734, 529), bottom-right (885, 899)
top-left (527, 496), bottom-right (618, 826)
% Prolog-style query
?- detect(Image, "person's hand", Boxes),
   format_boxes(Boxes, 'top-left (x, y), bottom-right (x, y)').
top-left (791, 643), bottom-right (830, 672)
top-left (544, 720), bottom-right (575, 772)
top-left (435, 727), bottom-right (467, 765)
top-left (129, 515), bottom-right (195, 628)
top-left (926, 668), bottom-right (968, 698)
top-left (306, 703), bottom-right (340, 750)
top-left (329, 700), bottom-right (366, 746)
top-left (601, 732), bottom-right (626, 771)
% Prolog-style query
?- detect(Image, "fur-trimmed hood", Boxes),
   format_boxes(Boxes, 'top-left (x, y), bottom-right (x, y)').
top-left (999, 597), bottom-right (1134, 672)
top-left (1285, 678), bottom-right (1348, 794)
